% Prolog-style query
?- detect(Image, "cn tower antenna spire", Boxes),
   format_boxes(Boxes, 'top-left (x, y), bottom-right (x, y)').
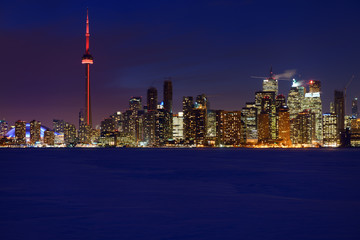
top-left (86, 8), bottom-right (90, 54)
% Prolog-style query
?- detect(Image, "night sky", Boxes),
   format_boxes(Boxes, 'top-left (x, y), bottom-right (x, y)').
top-left (1, 0), bottom-right (360, 128)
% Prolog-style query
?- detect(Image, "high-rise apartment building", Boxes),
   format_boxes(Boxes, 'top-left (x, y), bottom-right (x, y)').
top-left (216, 111), bottom-right (241, 145)
top-left (64, 123), bottom-right (77, 144)
top-left (0, 120), bottom-right (8, 137)
top-left (15, 120), bottom-right (26, 145)
top-left (30, 120), bottom-right (41, 144)
top-left (44, 131), bottom-right (55, 146)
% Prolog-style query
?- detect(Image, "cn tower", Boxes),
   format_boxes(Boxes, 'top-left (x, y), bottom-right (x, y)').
top-left (81, 9), bottom-right (94, 127)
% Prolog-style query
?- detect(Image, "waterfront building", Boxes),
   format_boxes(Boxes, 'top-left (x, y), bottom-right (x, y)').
top-left (216, 111), bottom-right (241, 145)
top-left (277, 106), bottom-right (291, 146)
top-left (350, 119), bottom-right (360, 147)
top-left (44, 130), bottom-right (55, 146)
top-left (173, 112), bottom-right (184, 141)
top-left (207, 110), bottom-right (217, 138)
top-left (258, 112), bottom-right (270, 143)
top-left (64, 123), bottom-right (77, 144)
top-left (193, 103), bottom-right (207, 146)
top-left (53, 119), bottom-right (66, 134)
top-left (143, 111), bottom-right (156, 145)
top-left (255, 91), bottom-right (276, 139)
top-left (30, 120), bottom-right (41, 144)
top-left (78, 109), bottom-right (91, 143)
top-left (292, 110), bottom-right (315, 145)
top-left (322, 113), bottom-right (339, 147)
top-left (154, 108), bottom-right (172, 145)
top-left (0, 120), bottom-right (9, 137)
top-left (240, 104), bottom-right (257, 144)
top-left (15, 120), bottom-right (26, 145)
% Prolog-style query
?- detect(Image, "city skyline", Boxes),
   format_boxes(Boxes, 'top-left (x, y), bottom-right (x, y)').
top-left (1, 1), bottom-right (360, 127)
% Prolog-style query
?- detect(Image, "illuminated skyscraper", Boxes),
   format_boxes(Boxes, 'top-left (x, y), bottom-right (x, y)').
top-left (163, 80), bottom-right (173, 140)
top-left (240, 103), bottom-right (258, 144)
top-left (322, 113), bottom-right (339, 147)
top-left (207, 110), bottom-right (217, 138)
top-left (183, 96), bottom-right (194, 143)
top-left (147, 87), bottom-right (158, 111)
top-left (15, 120), bottom-right (26, 145)
top-left (64, 123), bottom-right (77, 145)
top-left (277, 106), bottom-right (291, 146)
top-left (262, 67), bottom-right (278, 95)
top-left (216, 111), bottom-right (241, 145)
top-left (0, 120), bottom-right (8, 137)
top-left (258, 113), bottom-right (270, 143)
top-left (292, 110), bottom-right (315, 145)
top-left (352, 97), bottom-right (358, 118)
top-left (193, 95), bottom-right (208, 146)
top-left (81, 9), bottom-right (94, 127)
top-left (30, 120), bottom-right (41, 144)
top-left (350, 119), bottom-right (360, 147)
top-left (154, 109), bottom-right (172, 145)
top-left (173, 112), bottom-right (184, 141)
top-left (309, 80), bottom-right (321, 93)
top-left (129, 97), bottom-right (142, 111)
top-left (100, 117), bottom-right (115, 136)
top-left (53, 119), bottom-right (66, 134)
top-left (78, 109), bottom-right (91, 143)
top-left (303, 80), bottom-right (322, 143)
top-left (287, 80), bottom-right (304, 120)
top-left (44, 131), bottom-right (55, 146)
top-left (255, 92), bottom-right (276, 139)
top-left (334, 90), bottom-right (345, 136)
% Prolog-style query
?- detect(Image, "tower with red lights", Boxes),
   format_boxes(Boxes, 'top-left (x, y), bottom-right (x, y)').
top-left (81, 9), bottom-right (94, 127)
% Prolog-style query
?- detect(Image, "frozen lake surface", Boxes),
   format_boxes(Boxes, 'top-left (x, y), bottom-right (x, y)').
top-left (0, 148), bottom-right (360, 240)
